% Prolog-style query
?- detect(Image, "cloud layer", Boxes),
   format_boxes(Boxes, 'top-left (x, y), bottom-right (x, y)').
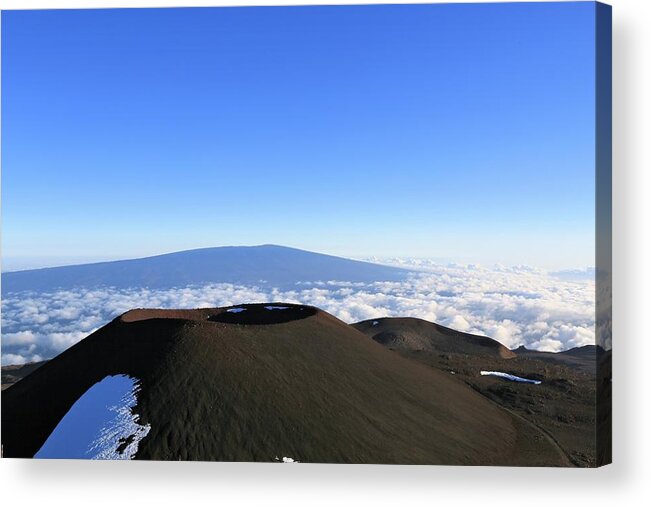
top-left (1, 262), bottom-right (595, 365)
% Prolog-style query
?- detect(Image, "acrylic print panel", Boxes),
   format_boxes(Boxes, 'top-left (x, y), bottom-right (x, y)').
top-left (0, 2), bottom-right (612, 466)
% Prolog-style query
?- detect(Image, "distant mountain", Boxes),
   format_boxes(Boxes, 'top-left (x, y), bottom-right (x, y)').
top-left (1, 245), bottom-right (412, 293)
top-left (512, 345), bottom-right (600, 372)
top-left (561, 345), bottom-right (602, 357)
top-left (353, 317), bottom-right (516, 359)
top-left (1, 361), bottom-right (47, 391)
top-left (1, 303), bottom-right (567, 465)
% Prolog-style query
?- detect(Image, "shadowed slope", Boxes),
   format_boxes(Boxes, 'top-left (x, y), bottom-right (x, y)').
top-left (1, 304), bottom-right (567, 465)
top-left (353, 317), bottom-right (516, 359)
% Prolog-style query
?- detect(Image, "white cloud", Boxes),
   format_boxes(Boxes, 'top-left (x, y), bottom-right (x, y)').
top-left (2, 330), bottom-right (37, 346)
top-left (449, 315), bottom-right (470, 332)
top-left (1, 261), bottom-right (596, 364)
top-left (48, 331), bottom-right (95, 353)
top-left (2, 353), bottom-right (29, 366)
top-left (528, 337), bottom-right (564, 353)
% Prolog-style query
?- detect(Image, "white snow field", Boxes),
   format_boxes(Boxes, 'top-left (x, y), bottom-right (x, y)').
top-left (34, 374), bottom-right (150, 459)
top-left (480, 371), bottom-right (542, 385)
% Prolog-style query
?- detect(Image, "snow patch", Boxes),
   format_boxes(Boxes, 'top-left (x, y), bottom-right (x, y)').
top-left (226, 307), bottom-right (246, 313)
top-left (264, 306), bottom-right (289, 310)
top-left (372, 321), bottom-right (379, 326)
top-left (274, 456), bottom-right (300, 463)
top-left (34, 374), bottom-right (150, 459)
top-left (480, 371), bottom-right (541, 385)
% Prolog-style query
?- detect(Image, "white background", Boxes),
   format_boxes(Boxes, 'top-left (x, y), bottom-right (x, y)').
top-left (0, 0), bottom-right (649, 505)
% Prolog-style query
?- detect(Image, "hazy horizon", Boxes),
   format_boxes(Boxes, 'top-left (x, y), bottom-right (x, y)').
top-left (1, 245), bottom-right (597, 365)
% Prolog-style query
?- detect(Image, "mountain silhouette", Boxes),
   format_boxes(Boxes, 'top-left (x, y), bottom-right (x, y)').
top-left (1, 245), bottom-right (411, 293)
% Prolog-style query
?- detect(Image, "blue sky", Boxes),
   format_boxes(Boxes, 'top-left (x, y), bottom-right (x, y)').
top-left (2, 3), bottom-right (597, 270)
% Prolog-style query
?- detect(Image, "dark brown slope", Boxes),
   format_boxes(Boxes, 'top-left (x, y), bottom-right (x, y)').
top-left (1, 304), bottom-right (567, 465)
top-left (353, 317), bottom-right (516, 359)
top-left (354, 317), bottom-right (598, 467)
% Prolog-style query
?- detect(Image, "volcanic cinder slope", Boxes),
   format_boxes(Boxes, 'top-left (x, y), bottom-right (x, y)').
top-left (353, 317), bottom-right (516, 358)
top-left (354, 317), bottom-right (601, 467)
top-left (1, 304), bottom-right (568, 465)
